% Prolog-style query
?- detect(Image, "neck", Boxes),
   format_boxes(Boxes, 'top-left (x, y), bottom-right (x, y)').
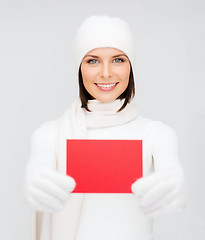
top-left (86, 98), bottom-right (126, 113)
top-left (83, 97), bottom-right (138, 128)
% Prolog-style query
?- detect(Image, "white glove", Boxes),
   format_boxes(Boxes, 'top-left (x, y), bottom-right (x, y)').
top-left (131, 167), bottom-right (188, 217)
top-left (24, 163), bottom-right (76, 212)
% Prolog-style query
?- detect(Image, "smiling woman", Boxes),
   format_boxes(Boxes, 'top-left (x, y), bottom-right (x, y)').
top-left (80, 47), bottom-right (130, 103)
top-left (24, 14), bottom-right (187, 240)
top-left (79, 47), bottom-right (135, 111)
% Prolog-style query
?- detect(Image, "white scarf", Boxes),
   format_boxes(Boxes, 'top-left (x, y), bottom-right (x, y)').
top-left (31, 97), bottom-right (139, 240)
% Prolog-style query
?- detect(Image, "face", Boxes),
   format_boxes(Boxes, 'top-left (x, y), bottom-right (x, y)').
top-left (80, 47), bottom-right (131, 103)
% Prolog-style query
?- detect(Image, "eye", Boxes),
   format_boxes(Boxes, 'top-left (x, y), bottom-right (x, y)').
top-left (114, 58), bottom-right (125, 63)
top-left (87, 59), bottom-right (98, 64)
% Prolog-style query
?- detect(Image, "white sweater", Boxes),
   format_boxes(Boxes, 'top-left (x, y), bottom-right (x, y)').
top-left (27, 111), bottom-right (182, 240)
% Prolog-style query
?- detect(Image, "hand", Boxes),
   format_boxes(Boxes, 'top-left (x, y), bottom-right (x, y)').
top-left (24, 164), bottom-right (76, 212)
top-left (131, 168), bottom-right (188, 217)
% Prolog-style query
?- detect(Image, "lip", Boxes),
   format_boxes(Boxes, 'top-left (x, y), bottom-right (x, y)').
top-left (95, 82), bottom-right (119, 91)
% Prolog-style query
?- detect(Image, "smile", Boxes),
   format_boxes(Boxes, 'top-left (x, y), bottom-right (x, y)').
top-left (96, 83), bottom-right (117, 87)
top-left (95, 82), bottom-right (118, 91)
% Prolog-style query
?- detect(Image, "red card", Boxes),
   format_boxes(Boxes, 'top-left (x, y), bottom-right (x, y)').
top-left (66, 139), bottom-right (142, 193)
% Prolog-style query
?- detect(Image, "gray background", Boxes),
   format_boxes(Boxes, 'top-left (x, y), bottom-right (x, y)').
top-left (0, 0), bottom-right (204, 239)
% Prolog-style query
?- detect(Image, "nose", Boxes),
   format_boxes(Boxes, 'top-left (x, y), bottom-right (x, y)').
top-left (100, 62), bottom-right (112, 79)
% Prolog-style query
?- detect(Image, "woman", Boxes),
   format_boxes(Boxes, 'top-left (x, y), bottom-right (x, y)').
top-left (24, 15), bottom-right (187, 240)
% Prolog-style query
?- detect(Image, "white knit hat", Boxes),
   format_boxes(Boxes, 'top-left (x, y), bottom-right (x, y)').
top-left (73, 15), bottom-right (136, 77)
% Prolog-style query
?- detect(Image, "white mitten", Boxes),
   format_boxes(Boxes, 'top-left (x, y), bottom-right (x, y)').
top-left (131, 167), bottom-right (188, 217)
top-left (24, 163), bottom-right (76, 212)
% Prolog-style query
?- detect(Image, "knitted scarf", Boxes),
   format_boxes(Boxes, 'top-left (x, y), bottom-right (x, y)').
top-left (31, 97), bottom-right (139, 240)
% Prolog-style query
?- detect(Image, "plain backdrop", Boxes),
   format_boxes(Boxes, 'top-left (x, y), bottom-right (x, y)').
top-left (0, 0), bottom-right (204, 239)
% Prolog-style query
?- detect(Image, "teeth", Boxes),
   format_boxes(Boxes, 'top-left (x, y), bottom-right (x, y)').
top-left (97, 83), bottom-right (116, 88)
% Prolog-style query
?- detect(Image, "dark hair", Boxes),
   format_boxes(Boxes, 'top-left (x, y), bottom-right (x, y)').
top-left (78, 62), bottom-right (135, 112)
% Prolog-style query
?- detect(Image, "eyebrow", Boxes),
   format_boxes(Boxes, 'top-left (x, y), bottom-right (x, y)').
top-left (83, 54), bottom-right (128, 59)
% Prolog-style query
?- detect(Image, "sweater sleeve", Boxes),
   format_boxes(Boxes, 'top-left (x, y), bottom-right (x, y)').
top-left (26, 120), bottom-right (57, 170)
top-left (151, 122), bottom-right (183, 172)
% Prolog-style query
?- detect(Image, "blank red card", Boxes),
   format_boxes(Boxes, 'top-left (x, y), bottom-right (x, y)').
top-left (66, 139), bottom-right (142, 193)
